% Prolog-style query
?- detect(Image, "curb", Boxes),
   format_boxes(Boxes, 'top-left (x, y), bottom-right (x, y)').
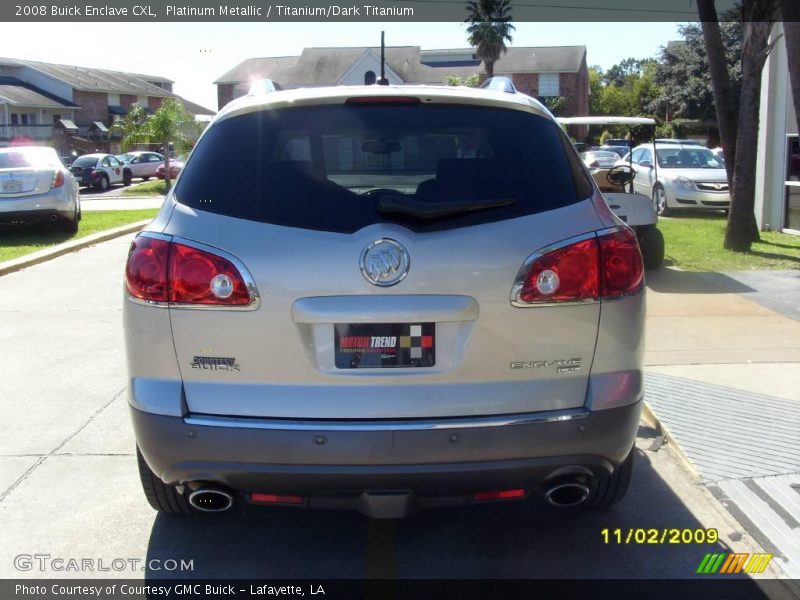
top-left (0, 220), bottom-right (149, 277)
top-left (640, 399), bottom-right (701, 479)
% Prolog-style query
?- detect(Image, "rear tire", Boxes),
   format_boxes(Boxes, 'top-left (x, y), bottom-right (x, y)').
top-left (585, 450), bottom-right (634, 509)
top-left (95, 175), bottom-right (109, 191)
top-left (60, 201), bottom-right (80, 234)
top-left (638, 226), bottom-right (665, 270)
top-left (136, 447), bottom-right (193, 514)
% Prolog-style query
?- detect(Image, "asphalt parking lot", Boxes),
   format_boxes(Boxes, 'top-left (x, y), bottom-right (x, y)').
top-left (0, 236), bottom-right (790, 591)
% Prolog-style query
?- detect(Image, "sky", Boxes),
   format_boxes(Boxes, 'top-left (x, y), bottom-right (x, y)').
top-left (0, 21), bottom-right (684, 111)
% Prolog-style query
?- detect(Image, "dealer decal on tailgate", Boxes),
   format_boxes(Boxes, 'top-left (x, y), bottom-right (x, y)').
top-left (335, 323), bottom-right (435, 369)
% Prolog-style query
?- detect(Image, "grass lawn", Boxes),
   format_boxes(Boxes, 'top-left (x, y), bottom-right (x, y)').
top-left (122, 180), bottom-right (169, 196)
top-left (0, 209), bottom-right (158, 263)
top-left (659, 212), bottom-right (800, 272)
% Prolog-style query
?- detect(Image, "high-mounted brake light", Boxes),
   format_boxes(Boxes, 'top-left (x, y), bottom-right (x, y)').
top-left (514, 228), bottom-right (643, 305)
top-left (125, 235), bottom-right (255, 307)
top-left (345, 96), bottom-right (421, 105)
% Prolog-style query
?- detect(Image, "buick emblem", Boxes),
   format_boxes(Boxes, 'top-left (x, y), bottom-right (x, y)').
top-left (360, 238), bottom-right (410, 287)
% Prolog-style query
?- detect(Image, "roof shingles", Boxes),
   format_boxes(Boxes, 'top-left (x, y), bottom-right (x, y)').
top-left (215, 46), bottom-right (587, 88)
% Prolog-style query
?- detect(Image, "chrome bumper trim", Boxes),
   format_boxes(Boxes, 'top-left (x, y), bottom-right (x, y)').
top-left (184, 408), bottom-right (590, 432)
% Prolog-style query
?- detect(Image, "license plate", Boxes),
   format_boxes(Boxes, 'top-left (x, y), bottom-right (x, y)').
top-left (335, 323), bottom-right (435, 369)
top-left (1, 180), bottom-right (23, 193)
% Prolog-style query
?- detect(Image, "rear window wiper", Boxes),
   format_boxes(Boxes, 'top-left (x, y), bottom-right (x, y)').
top-left (377, 194), bottom-right (515, 220)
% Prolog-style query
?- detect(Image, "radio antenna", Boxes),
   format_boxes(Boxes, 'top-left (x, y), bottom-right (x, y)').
top-left (378, 31), bottom-right (389, 85)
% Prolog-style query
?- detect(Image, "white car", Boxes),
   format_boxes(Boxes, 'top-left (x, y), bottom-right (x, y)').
top-left (117, 151), bottom-right (165, 181)
top-left (580, 150), bottom-right (620, 169)
top-left (69, 153), bottom-right (131, 190)
top-left (617, 143), bottom-right (729, 216)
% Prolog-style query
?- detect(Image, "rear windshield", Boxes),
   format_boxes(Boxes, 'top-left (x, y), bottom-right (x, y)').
top-left (175, 104), bottom-right (592, 233)
top-left (72, 156), bottom-right (99, 168)
top-left (0, 148), bottom-right (61, 169)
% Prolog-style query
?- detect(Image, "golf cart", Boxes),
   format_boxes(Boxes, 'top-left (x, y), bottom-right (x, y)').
top-left (558, 116), bottom-right (665, 270)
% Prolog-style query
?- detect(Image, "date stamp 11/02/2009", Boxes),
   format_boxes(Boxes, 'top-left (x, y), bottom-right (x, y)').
top-left (601, 528), bottom-right (720, 545)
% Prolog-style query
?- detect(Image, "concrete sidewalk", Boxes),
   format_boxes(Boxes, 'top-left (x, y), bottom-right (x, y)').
top-left (643, 267), bottom-right (800, 580)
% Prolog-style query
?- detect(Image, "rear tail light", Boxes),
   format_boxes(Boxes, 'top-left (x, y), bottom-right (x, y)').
top-left (51, 171), bottom-right (65, 189)
top-left (472, 489), bottom-right (526, 502)
top-left (515, 228), bottom-right (643, 304)
top-left (125, 235), bottom-right (255, 307)
top-left (598, 229), bottom-right (645, 297)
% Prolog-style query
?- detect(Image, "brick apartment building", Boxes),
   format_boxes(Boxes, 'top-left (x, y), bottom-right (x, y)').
top-left (0, 57), bottom-right (214, 151)
top-left (215, 45), bottom-right (589, 124)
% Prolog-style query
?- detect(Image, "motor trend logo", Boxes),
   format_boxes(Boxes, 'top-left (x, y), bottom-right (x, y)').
top-left (696, 552), bottom-right (773, 574)
top-left (338, 325), bottom-right (433, 358)
top-left (339, 336), bottom-right (398, 350)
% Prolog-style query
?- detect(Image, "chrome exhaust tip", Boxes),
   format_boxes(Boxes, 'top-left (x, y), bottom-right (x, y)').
top-left (49, 214), bottom-right (59, 222)
top-left (188, 487), bottom-right (234, 513)
top-left (544, 482), bottom-right (591, 508)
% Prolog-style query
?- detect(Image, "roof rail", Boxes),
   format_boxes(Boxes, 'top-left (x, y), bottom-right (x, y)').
top-left (479, 76), bottom-right (517, 94)
top-left (247, 79), bottom-right (282, 95)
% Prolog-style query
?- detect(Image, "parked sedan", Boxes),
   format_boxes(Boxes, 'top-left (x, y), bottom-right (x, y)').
top-left (156, 155), bottom-right (186, 180)
top-left (117, 151), bottom-right (165, 181)
top-left (0, 146), bottom-right (81, 232)
top-left (616, 144), bottom-right (729, 215)
top-left (70, 153), bottom-right (131, 190)
top-left (580, 150), bottom-right (620, 169)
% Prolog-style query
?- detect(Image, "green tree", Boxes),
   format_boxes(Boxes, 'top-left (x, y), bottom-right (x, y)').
top-left (652, 22), bottom-right (743, 122)
top-left (111, 104), bottom-right (148, 152)
top-left (465, 0), bottom-right (515, 78)
top-left (443, 74), bottom-right (481, 87)
top-left (540, 96), bottom-right (567, 115)
top-left (121, 98), bottom-right (200, 191)
top-left (691, 0), bottom-right (782, 252)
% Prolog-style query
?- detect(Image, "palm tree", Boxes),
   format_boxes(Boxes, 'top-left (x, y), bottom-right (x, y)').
top-left (465, 0), bottom-right (515, 79)
top-left (120, 98), bottom-right (200, 191)
top-left (145, 99), bottom-right (200, 191)
top-left (112, 104), bottom-right (148, 152)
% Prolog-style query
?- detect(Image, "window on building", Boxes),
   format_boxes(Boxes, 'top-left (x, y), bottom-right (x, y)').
top-left (538, 73), bottom-right (560, 97)
top-left (785, 134), bottom-right (800, 231)
top-left (364, 71), bottom-right (376, 85)
top-left (108, 93), bottom-right (120, 106)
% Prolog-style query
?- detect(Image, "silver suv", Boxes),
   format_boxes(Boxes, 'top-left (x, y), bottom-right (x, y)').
top-left (125, 80), bottom-right (645, 518)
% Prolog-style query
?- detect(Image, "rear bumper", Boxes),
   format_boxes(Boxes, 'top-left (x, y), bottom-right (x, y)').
top-left (0, 208), bottom-right (68, 225)
top-left (0, 188), bottom-right (75, 223)
top-left (132, 400), bottom-right (641, 497)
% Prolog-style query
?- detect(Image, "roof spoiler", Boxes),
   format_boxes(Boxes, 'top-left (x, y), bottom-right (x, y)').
top-left (479, 77), bottom-right (517, 94)
top-left (247, 79), bottom-right (282, 95)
